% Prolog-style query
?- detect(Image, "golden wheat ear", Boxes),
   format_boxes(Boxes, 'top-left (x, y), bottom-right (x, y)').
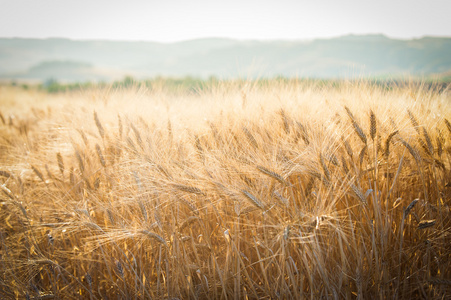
top-left (56, 152), bottom-right (64, 176)
top-left (369, 109), bottom-right (376, 141)
top-left (241, 190), bottom-right (265, 210)
top-left (94, 111), bottom-right (105, 139)
top-left (345, 106), bottom-right (367, 144)
top-left (444, 118), bottom-right (451, 135)
top-left (407, 109), bottom-right (420, 134)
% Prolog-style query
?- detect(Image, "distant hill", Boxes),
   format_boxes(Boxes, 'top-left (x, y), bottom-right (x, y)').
top-left (0, 35), bottom-right (450, 82)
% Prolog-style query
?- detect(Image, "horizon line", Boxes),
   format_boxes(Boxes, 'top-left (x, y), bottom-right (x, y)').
top-left (1, 33), bottom-right (451, 44)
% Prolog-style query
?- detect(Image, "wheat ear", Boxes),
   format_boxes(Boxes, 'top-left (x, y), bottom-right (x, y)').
top-left (384, 130), bottom-right (398, 158)
top-left (242, 190), bottom-right (265, 210)
top-left (95, 144), bottom-right (106, 167)
top-left (139, 230), bottom-right (167, 247)
top-left (257, 165), bottom-right (287, 185)
top-left (345, 106), bottom-right (367, 144)
top-left (369, 110), bottom-right (376, 141)
top-left (445, 119), bottom-right (451, 135)
top-left (242, 127), bottom-right (258, 148)
top-left (407, 110), bottom-right (420, 135)
top-left (94, 111), bottom-right (104, 139)
top-left (56, 152), bottom-right (64, 175)
top-left (31, 165), bottom-right (45, 183)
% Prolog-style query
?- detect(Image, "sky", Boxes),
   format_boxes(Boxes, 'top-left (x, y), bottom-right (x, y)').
top-left (0, 0), bottom-right (450, 42)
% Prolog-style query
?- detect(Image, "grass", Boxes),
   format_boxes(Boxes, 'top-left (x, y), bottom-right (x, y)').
top-left (0, 80), bottom-right (450, 299)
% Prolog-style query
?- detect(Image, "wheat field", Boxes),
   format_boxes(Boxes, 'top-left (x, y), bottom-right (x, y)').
top-left (0, 80), bottom-right (450, 299)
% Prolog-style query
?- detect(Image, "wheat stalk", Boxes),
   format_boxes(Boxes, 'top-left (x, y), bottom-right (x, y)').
top-left (75, 149), bottom-right (85, 173)
top-left (116, 260), bottom-right (124, 278)
top-left (296, 121), bottom-right (310, 145)
top-left (319, 153), bottom-right (331, 182)
top-left (369, 110), bottom-right (376, 141)
top-left (242, 127), bottom-right (258, 148)
top-left (138, 200), bottom-right (148, 222)
top-left (173, 184), bottom-right (204, 195)
top-left (359, 145), bottom-right (367, 167)
top-left (45, 164), bottom-right (55, 181)
top-left (167, 119), bottom-right (173, 141)
top-left (177, 196), bottom-right (199, 215)
top-left (126, 137), bottom-right (138, 154)
top-left (257, 165), bottom-right (287, 185)
top-left (117, 114), bottom-right (123, 139)
top-left (139, 230), bottom-right (167, 247)
top-left (77, 129), bottom-right (89, 146)
top-left (384, 130), bottom-right (398, 158)
top-left (69, 167), bottom-right (75, 185)
top-left (445, 118), bottom-right (451, 135)
top-left (95, 144), bottom-right (106, 167)
top-left (350, 184), bottom-right (367, 205)
top-left (404, 198), bottom-right (419, 218)
top-left (94, 111), bottom-right (104, 139)
top-left (400, 139), bottom-right (421, 161)
top-left (407, 109), bottom-right (420, 134)
top-left (417, 219), bottom-right (435, 229)
top-left (342, 136), bottom-right (353, 158)
top-left (130, 122), bottom-right (144, 149)
top-left (194, 135), bottom-right (203, 155)
top-left (273, 191), bottom-right (288, 206)
top-left (31, 165), bottom-right (45, 183)
top-left (242, 190), bottom-right (265, 210)
top-left (421, 127), bottom-right (434, 156)
top-left (341, 155), bottom-right (349, 174)
top-left (56, 152), bottom-right (64, 175)
top-left (345, 106), bottom-right (367, 144)
top-left (279, 108), bottom-right (290, 134)
top-left (106, 208), bottom-right (115, 225)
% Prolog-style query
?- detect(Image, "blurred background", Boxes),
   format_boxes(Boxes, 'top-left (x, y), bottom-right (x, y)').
top-left (0, 0), bottom-right (450, 84)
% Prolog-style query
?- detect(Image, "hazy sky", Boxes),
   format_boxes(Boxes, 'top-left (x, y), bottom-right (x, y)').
top-left (1, 0), bottom-right (450, 42)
